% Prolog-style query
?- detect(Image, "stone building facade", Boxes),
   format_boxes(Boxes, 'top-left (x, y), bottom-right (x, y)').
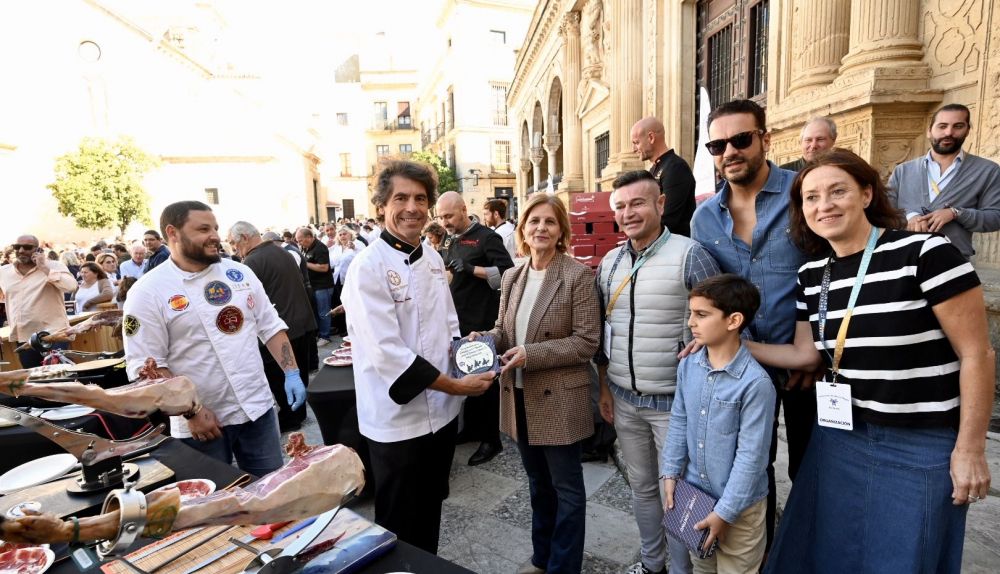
top-left (508, 0), bottom-right (1000, 271)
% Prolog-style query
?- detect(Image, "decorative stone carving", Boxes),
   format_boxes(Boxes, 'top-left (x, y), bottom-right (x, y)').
top-left (583, 0), bottom-right (605, 80)
top-left (874, 140), bottom-right (914, 181)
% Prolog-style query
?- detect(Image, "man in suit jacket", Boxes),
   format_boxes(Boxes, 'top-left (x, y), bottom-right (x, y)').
top-left (630, 117), bottom-right (696, 236)
top-left (779, 116), bottom-right (838, 172)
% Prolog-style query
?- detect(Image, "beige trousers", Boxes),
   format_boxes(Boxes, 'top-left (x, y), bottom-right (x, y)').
top-left (691, 498), bottom-right (767, 574)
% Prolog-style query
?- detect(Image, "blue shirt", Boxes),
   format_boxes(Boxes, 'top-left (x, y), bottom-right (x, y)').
top-left (924, 149), bottom-right (965, 202)
top-left (691, 162), bottom-right (806, 344)
top-left (660, 344), bottom-right (775, 524)
top-left (119, 259), bottom-right (144, 280)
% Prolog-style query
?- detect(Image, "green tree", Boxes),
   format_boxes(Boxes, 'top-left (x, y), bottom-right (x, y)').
top-left (47, 136), bottom-right (158, 238)
top-left (409, 149), bottom-right (458, 193)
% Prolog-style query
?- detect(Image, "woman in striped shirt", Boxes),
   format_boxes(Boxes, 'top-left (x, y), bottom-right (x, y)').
top-left (749, 149), bottom-right (993, 573)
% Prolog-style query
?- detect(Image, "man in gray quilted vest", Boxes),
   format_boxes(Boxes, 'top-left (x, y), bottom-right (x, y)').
top-left (596, 170), bottom-right (720, 574)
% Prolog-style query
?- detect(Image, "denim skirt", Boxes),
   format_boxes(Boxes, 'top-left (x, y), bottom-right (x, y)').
top-left (764, 421), bottom-right (968, 574)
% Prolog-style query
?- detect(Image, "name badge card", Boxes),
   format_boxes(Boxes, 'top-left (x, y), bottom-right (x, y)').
top-left (816, 380), bottom-right (853, 431)
top-left (603, 321), bottom-right (613, 360)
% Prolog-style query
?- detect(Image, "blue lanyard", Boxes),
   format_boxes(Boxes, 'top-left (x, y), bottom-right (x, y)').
top-left (604, 228), bottom-right (671, 313)
top-left (817, 226), bottom-right (881, 380)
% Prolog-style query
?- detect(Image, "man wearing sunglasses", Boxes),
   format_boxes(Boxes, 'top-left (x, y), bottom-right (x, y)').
top-left (689, 99), bottom-right (810, 555)
top-left (0, 235), bottom-right (78, 368)
top-left (630, 117), bottom-right (697, 237)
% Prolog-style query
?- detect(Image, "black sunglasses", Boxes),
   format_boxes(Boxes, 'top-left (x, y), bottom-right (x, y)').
top-left (12, 244), bottom-right (38, 251)
top-left (705, 130), bottom-right (765, 156)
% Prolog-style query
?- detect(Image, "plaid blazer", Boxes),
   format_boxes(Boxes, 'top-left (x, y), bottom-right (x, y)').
top-left (487, 252), bottom-right (600, 446)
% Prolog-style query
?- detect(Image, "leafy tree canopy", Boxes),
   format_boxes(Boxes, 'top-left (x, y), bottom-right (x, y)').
top-left (47, 136), bottom-right (158, 237)
top-left (409, 149), bottom-right (458, 193)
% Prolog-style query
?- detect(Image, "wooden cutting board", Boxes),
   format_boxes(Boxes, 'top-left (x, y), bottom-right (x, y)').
top-left (0, 455), bottom-right (174, 519)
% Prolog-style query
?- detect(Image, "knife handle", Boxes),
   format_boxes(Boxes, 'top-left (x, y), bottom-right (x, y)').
top-left (250, 520), bottom-right (293, 540)
top-left (271, 517), bottom-right (318, 543)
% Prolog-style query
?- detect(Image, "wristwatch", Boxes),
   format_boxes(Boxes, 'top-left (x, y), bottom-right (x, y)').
top-left (950, 206), bottom-right (962, 218)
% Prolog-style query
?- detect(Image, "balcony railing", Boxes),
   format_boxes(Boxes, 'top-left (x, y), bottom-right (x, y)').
top-left (370, 118), bottom-right (416, 132)
top-left (435, 122), bottom-right (445, 141)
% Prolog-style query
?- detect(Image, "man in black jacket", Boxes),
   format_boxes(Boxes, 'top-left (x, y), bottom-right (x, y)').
top-left (630, 117), bottom-right (696, 236)
top-left (229, 222), bottom-right (317, 432)
top-left (437, 191), bottom-right (514, 465)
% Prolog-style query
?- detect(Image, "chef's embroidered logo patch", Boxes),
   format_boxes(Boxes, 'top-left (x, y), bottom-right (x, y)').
top-left (226, 269), bottom-right (245, 282)
top-left (204, 281), bottom-right (232, 306)
top-left (167, 294), bottom-right (189, 311)
top-left (246, 293), bottom-right (255, 309)
top-left (387, 270), bottom-right (402, 286)
top-left (123, 315), bottom-right (140, 336)
top-left (216, 305), bottom-right (244, 334)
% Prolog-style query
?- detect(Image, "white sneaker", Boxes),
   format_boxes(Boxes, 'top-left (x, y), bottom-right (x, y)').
top-left (625, 563), bottom-right (665, 574)
top-left (317, 338), bottom-right (332, 347)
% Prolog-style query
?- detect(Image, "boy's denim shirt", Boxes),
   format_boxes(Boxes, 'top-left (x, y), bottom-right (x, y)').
top-left (691, 163), bottom-right (806, 345)
top-left (660, 344), bottom-right (776, 524)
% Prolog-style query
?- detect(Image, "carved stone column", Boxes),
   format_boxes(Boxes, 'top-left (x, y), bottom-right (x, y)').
top-left (519, 158), bottom-right (532, 197)
top-left (530, 147), bottom-right (544, 192)
top-left (840, 0), bottom-right (923, 73)
top-left (559, 11), bottom-right (585, 192)
top-left (543, 133), bottom-right (561, 194)
top-left (601, 0), bottom-right (645, 181)
top-left (789, 0), bottom-right (851, 92)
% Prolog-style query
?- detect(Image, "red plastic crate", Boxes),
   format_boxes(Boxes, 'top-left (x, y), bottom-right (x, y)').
top-left (573, 255), bottom-right (600, 268)
top-left (571, 223), bottom-right (586, 235)
top-left (593, 222), bottom-right (614, 234)
top-left (569, 192), bottom-right (613, 211)
top-left (570, 244), bottom-right (595, 257)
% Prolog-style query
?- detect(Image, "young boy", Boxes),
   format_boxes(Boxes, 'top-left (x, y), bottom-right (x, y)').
top-left (660, 274), bottom-right (775, 573)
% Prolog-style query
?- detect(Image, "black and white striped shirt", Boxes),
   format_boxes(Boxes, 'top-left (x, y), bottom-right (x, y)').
top-left (795, 229), bottom-right (980, 428)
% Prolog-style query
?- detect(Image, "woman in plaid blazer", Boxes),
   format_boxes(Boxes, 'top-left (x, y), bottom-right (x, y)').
top-left (479, 193), bottom-right (600, 574)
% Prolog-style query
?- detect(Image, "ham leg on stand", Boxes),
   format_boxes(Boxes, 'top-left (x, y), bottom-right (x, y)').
top-left (0, 435), bottom-right (365, 546)
top-left (0, 358), bottom-right (200, 419)
top-left (13, 310), bottom-right (123, 352)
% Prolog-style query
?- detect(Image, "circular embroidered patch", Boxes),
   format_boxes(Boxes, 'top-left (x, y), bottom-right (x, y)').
top-left (215, 305), bottom-right (244, 334)
top-left (226, 269), bottom-right (245, 282)
top-left (167, 294), bottom-right (189, 311)
top-left (123, 314), bottom-right (140, 336)
top-left (204, 280), bottom-right (232, 306)
top-left (387, 270), bottom-right (402, 286)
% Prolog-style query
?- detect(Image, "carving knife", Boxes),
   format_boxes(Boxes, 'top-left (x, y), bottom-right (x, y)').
top-left (175, 520), bottom-right (295, 574)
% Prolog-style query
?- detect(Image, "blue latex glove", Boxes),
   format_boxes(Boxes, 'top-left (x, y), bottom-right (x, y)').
top-left (284, 369), bottom-right (306, 410)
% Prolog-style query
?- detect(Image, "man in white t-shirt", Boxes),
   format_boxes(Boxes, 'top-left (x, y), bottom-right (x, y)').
top-left (123, 201), bottom-right (306, 476)
top-left (482, 198), bottom-right (517, 259)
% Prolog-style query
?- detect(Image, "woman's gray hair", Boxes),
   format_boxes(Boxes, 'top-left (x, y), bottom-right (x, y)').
top-left (229, 221), bottom-right (260, 241)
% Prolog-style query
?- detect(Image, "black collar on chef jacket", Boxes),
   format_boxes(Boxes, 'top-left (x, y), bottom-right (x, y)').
top-left (381, 229), bottom-right (424, 264)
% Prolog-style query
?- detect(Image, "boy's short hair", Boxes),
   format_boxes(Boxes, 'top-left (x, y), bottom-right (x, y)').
top-left (690, 274), bottom-right (760, 333)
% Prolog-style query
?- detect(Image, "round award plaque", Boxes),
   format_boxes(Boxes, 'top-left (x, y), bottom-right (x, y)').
top-left (454, 340), bottom-right (496, 374)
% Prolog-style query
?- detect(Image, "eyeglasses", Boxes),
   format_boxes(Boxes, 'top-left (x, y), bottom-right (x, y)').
top-left (12, 244), bottom-right (38, 251)
top-left (704, 130), bottom-right (765, 156)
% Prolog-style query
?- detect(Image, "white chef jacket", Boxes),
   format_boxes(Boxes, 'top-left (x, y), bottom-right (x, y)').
top-left (343, 231), bottom-right (463, 443)
top-left (122, 258), bottom-right (287, 437)
top-left (494, 221), bottom-right (517, 259)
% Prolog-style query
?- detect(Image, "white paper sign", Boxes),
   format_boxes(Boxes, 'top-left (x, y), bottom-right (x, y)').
top-left (816, 380), bottom-right (853, 431)
top-left (603, 321), bottom-right (613, 360)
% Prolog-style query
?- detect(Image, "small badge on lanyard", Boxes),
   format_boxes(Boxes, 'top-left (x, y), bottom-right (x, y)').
top-left (816, 378), bottom-right (853, 430)
top-left (603, 321), bottom-right (613, 359)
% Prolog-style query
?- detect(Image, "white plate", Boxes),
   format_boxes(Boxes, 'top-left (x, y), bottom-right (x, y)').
top-left (36, 405), bottom-right (95, 421)
top-left (0, 454), bottom-right (79, 494)
top-left (0, 419), bottom-right (16, 429)
top-left (0, 546), bottom-right (55, 574)
top-left (323, 356), bottom-right (352, 367)
top-left (342, 336), bottom-right (351, 344)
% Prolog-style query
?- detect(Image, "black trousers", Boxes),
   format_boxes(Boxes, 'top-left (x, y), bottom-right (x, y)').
top-left (765, 384), bottom-right (816, 550)
top-left (331, 282), bottom-right (347, 335)
top-left (259, 334), bottom-right (311, 429)
top-left (366, 417), bottom-right (458, 554)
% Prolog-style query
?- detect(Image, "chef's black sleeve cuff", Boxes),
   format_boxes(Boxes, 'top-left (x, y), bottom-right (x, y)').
top-left (388, 356), bottom-right (441, 405)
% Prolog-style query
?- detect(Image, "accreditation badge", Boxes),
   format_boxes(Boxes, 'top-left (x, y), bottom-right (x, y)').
top-left (816, 379), bottom-right (853, 431)
top-left (603, 321), bottom-right (613, 360)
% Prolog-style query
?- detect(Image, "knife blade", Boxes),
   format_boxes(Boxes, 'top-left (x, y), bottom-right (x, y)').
top-left (175, 521), bottom-right (295, 574)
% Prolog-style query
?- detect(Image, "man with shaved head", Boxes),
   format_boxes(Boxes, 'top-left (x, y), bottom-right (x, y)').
top-left (0, 234), bottom-right (77, 367)
top-left (631, 117), bottom-right (697, 236)
top-left (437, 190), bottom-right (514, 465)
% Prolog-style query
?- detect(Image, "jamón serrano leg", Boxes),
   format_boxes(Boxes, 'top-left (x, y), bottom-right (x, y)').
top-left (0, 435), bottom-right (364, 546)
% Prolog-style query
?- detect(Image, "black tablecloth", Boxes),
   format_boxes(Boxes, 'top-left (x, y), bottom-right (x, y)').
top-left (43, 438), bottom-right (472, 574)
top-left (307, 365), bottom-right (372, 495)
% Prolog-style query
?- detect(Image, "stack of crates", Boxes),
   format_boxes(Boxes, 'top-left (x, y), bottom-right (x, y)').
top-left (567, 192), bottom-right (627, 269)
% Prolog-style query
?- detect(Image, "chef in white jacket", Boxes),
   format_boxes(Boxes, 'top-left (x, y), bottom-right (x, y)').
top-left (124, 200), bottom-right (306, 477)
top-left (343, 160), bottom-right (495, 555)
